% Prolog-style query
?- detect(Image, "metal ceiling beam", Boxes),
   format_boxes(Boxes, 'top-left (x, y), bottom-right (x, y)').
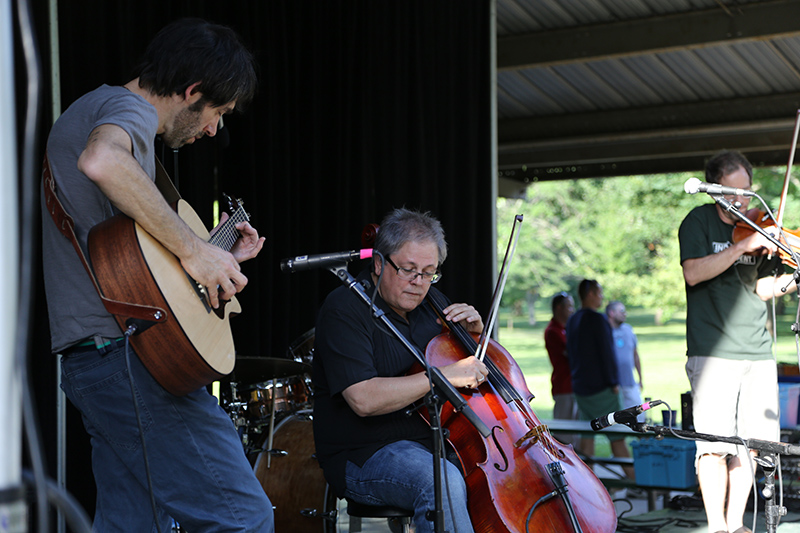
top-left (497, 0), bottom-right (800, 71)
top-left (500, 119), bottom-right (794, 167)
top-left (498, 149), bottom-right (793, 183)
top-left (498, 93), bottom-right (800, 181)
top-left (498, 119), bottom-right (796, 181)
top-left (499, 92), bottom-right (800, 143)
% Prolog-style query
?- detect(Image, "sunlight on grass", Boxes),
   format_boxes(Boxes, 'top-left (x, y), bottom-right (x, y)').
top-left (499, 301), bottom-right (800, 457)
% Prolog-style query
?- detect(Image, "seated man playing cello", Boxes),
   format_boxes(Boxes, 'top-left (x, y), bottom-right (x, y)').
top-left (311, 207), bottom-right (488, 533)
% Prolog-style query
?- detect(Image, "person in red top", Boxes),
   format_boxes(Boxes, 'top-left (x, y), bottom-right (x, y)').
top-left (544, 291), bottom-right (578, 447)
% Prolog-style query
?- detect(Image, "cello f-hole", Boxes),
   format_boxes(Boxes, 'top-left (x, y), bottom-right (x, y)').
top-left (491, 426), bottom-right (509, 472)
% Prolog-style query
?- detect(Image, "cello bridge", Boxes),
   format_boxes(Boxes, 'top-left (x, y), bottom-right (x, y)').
top-left (514, 424), bottom-right (565, 459)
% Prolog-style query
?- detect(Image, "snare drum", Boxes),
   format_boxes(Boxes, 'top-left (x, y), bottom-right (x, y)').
top-left (246, 378), bottom-right (311, 425)
top-left (253, 411), bottom-right (337, 532)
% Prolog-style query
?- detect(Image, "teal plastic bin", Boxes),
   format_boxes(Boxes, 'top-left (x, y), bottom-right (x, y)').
top-left (631, 438), bottom-right (697, 489)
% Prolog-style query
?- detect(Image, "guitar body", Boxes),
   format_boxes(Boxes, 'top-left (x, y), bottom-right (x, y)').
top-left (88, 199), bottom-right (240, 396)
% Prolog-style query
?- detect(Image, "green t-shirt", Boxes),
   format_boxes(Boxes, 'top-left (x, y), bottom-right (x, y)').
top-left (678, 203), bottom-right (779, 360)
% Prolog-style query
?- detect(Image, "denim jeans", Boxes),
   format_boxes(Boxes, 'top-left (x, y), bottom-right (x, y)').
top-left (344, 440), bottom-right (474, 533)
top-left (60, 341), bottom-right (274, 532)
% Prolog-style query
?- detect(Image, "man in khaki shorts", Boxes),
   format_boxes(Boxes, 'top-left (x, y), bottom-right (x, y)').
top-left (679, 150), bottom-right (796, 533)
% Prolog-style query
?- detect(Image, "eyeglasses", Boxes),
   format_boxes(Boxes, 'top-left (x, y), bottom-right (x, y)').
top-left (722, 191), bottom-right (752, 201)
top-left (386, 256), bottom-right (441, 284)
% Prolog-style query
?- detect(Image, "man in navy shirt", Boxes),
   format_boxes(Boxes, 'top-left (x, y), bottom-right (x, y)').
top-left (566, 279), bottom-right (633, 479)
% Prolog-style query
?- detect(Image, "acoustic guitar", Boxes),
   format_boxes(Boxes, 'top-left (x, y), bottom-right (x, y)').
top-left (88, 195), bottom-right (247, 396)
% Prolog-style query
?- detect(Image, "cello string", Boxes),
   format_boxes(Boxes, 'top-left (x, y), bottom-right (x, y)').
top-left (427, 289), bottom-right (527, 406)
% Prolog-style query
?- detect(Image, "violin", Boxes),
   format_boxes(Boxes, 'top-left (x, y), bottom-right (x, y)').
top-left (731, 109), bottom-right (800, 268)
top-left (732, 209), bottom-right (800, 269)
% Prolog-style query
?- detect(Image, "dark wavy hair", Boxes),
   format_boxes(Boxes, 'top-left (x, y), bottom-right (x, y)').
top-left (577, 279), bottom-right (600, 303)
top-left (705, 150), bottom-right (752, 185)
top-left (551, 292), bottom-right (571, 314)
top-left (133, 18), bottom-right (257, 109)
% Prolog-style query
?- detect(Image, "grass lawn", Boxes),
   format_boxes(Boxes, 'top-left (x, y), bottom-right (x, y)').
top-left (497, 300), bottom-right (800, 456)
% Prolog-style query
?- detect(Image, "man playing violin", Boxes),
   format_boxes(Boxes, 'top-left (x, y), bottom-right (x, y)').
top-left (679, 149), bottom-right (797, 533)
top-left (312, 207), bottom-right (489, 533)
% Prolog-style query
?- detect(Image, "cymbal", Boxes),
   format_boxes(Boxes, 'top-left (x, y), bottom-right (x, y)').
top-left (227, 356), bottom-right (311, 385)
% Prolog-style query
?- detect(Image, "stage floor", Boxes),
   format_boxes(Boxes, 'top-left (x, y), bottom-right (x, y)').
top-left (335, 490), bottom-right (800, 532)
top-left (615, 508), bottom-right (800, 533)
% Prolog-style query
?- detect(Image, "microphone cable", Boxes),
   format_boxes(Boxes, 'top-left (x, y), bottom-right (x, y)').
top-left (122, 327), bottom-right (163, 532)
top-left (14, 0), bottom-right (54, 531)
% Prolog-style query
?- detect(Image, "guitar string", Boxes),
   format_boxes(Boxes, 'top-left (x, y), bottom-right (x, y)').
top-left (210, 207), bottom-right (248, 250)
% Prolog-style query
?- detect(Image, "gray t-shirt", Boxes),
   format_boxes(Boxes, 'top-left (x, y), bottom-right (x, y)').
top-left (41, 84), bottom-right (159, 353)
top-left (678, 203), bottom-right (779, 360)
top-left (611, 322), bottom-right (638, 388)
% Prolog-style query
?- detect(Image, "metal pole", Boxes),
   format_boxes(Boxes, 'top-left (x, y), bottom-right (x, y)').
top-left (489, 0), bottom-right (499, 339)
top-left (0, 0), bottom-right (25, 528)
top-left (47, 1), bottom-right (67, 531)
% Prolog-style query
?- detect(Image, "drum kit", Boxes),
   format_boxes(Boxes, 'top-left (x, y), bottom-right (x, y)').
top-left (219, 329), bottom-right (339, 532)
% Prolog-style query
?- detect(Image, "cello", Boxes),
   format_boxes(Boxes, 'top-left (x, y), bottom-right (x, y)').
top-left (365, 218), bottom-right (618, 532)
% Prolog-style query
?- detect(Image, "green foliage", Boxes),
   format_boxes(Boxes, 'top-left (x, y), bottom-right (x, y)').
top-left (498, 166), bottom-right (800, 322)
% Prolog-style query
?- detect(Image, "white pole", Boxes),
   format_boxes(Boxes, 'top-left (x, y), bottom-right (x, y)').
top-left (0, 0), bottom-right (25, 528)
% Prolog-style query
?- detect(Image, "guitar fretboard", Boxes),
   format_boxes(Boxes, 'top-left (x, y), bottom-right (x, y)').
top-left (209, 206), bottom-right (249, 252)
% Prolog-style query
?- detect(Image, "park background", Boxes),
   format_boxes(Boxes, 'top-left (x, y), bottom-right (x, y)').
top-left (494, 167), bottom-right (800, 452)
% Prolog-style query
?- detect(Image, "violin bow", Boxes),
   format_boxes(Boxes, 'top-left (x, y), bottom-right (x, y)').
top-left (475, 214), bottom-right (524, 362)
top-left (776, 109), bottom-right (800, 227)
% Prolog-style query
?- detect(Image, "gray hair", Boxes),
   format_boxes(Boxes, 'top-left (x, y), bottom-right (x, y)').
top-left (606, 300), bottom-right (623, 315)
top-left (374, 208), bottom-right (448, 266)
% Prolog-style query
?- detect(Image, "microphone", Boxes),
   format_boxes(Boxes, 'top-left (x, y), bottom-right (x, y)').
top-left (684, 177), bottom-right (754, 197)
top-left (280, 248), bottom-right (373, 273)
top-left (590, 399), bottom-right (664, 431)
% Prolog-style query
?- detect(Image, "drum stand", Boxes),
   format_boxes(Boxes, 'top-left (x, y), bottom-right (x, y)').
top-left (326, 264), bottom-right (490, 533)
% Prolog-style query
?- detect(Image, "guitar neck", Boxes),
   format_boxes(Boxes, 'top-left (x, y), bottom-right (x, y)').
top-left (209, 206), bottom-right (249, 252)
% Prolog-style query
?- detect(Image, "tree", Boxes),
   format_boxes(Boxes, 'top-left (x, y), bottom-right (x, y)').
top-left (498, 166), bottom-right (800, 323)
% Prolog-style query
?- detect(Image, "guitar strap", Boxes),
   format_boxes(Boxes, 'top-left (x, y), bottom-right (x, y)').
top-left (42, 152), bottom-right (167, 324)
top-left (154, 156), bottom-right (181, 203)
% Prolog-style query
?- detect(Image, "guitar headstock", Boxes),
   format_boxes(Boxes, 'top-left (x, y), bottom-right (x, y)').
top-left (221, 193), bottom-right (251, 223)
top-left (221, 193), bottom-right (243, 214)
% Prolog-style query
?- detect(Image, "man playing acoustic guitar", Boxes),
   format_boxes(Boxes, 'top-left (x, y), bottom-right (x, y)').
top-left (41, 18), bottom-right (272, 531)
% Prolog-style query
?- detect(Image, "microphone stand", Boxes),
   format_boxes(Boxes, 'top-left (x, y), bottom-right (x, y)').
top-left (327, 264), bottom-right (491, 533)
top-left (618, 420), bottom-right (799, 533)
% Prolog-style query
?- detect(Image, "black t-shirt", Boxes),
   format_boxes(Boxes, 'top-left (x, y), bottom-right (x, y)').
top-left (678, 203), bottom-right (779, 359)
top-left (312, 270), bottom-right (447, 496)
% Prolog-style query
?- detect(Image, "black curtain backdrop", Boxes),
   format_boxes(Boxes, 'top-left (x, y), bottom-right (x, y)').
top-left (26, 0), bottom-right (492, 517)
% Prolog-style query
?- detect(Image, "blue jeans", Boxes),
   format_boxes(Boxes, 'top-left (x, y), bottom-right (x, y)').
top-left (344, 440), bottom-right (474, 533)
top-left (60, 341), bottom-right (274, 532)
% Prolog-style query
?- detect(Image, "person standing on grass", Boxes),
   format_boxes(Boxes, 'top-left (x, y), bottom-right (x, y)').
top-left (566, 279), bottom-right (634, 480)
top-left (606, 300), bottom-right (644, 422)
top-left (545, 291), bottom-right (580, 447)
